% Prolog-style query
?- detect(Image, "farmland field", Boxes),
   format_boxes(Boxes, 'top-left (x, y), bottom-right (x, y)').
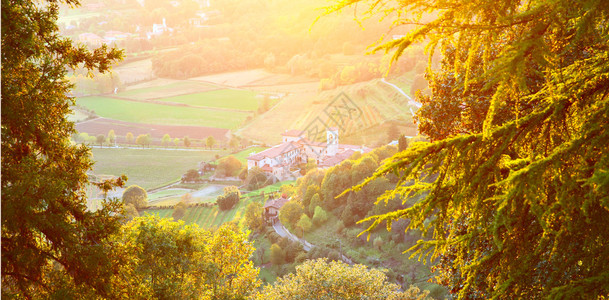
top-left (190, 69), bottom-right (316, 87)
top-left (76, 118), bottom-right (230, 143)
top-left (116, 81), bottom-right (219, 100)
top-left (90, 148), bottom-right (227, 190)
top-left (76, 96), bottom-right (250, 128)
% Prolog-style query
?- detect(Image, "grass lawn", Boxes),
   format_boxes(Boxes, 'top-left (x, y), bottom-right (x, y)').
top-left (76, 96), bottom-right (250, 129)
top-left (243, 180), bottom-right (295, 197)
top-left (227, 147), bottom-right (268, 164)
top-left (148, 188), bottom-right (190, 200)
top-left (90, 148), bottom-right (227, 190)
top-left (157, 89), bottom-right (260, 111)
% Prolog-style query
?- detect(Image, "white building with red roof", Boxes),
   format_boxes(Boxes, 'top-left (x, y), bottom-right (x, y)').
top-left (246, 128), bottom-right (371, 180)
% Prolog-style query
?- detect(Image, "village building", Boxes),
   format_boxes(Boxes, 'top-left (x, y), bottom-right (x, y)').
top-left (263, 196), bottom-right (289, 224)
top-left (246, 128), bottom-right (371, 180)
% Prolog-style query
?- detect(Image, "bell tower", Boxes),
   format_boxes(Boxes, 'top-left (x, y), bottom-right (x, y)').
top-left (326, 127), bottom-right (338, 156)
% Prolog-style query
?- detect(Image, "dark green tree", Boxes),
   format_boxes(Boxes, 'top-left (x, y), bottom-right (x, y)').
top-left (172, 201), bottom-right (188, 220)
top-left (216, 186), bottom-right (241, 211)
top-left (96, 134), bottom-right (106, 147)
top-left (122, 185), bottom-right (148, 210)
top-left (1, 0), bottom-right (124, 296)
top-left (331, 0), bottom-right (609, 298)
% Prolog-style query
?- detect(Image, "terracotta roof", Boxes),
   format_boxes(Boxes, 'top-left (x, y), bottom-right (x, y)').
top-left (246, 142), bottom-right (302, 161)
top-left (281, 129), bottom-right (305, 137)
top-left (261, 164), bottom-right (273, 172)
top-left (319, 149), bottom-right (357, 168)
top-left (264, 197), bottom-right (289, 209)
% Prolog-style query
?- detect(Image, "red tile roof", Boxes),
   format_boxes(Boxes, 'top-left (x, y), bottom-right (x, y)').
top-left (264, 197), bottom-right (289, 209)
top-left (319, 149), bottom-right (357, 167)
top-left (261, 164), bottom-right (273, 172)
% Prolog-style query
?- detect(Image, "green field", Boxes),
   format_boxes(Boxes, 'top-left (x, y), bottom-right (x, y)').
top-left (227, 147), bottom-right (268, 164)
top-left (148, 188), bottom-right (190, 200)
top-left (91, 148), bottom-right (228, 190)
top-left (76, 96), bottom-right (250, 128)
top-left (157, 90), bottom-right (260, 111)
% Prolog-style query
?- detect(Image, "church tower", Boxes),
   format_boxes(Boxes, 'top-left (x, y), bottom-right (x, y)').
top-left (326, 127), bottom-right (339, 156)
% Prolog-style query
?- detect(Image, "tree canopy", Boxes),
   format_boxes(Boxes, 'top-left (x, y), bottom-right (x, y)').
top-left (1, 0), bottom-right (124, 296)
top-left (122, 185), bottom-right (148, 209)
top-left (331, 0), bottom-right (609, 298)
top-left (256, 258), bottom-right (430, 299)
top-left (110, 216), bottom-right (260, 299)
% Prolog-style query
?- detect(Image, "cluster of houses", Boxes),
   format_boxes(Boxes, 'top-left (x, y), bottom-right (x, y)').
top-left (246, 128), bottom-right (371, 181)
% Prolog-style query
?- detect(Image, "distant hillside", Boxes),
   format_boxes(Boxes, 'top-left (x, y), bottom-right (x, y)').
top-left (239, 78), bottom-right (418, 146)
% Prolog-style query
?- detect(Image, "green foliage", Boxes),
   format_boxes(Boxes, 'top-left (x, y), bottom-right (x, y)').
top-left (215, 155), bottom-right (242, 178)
top-left (373, 236), bottom-right (383, 250)
top-left (244, 202), bottom-right (265, 233)
top-left (96, 134), bottom-right (106, 146)
top-left (217, 186), bottom-right (241, 211)
top-left (161, 134), bottom-right (172, 147)
top-left (206, 136), bottom-right (216, 149)
top-left (107, 130), bottom-right (116, 145)
top-left (135, 134), bottom-right (151, 148)
top-left (125, 203), bottom-right (140, 221)
top-left (296, 214), bottom-right (313, 234)
top-left (111, 216), bottom-right (260, 299)
top-left (256, 259), bottom-right (431, 299)
top-left (126, 132), bottom-right (134, 144)
top-left (279, 201), bottom-right (304, 230)
top-left (312, 206), bottom-right (329, 226)
top-left (245, 166), bottom-right (269, 190)
top-left (270, 244), bottom-right (285, 266)
top-left (172, 201), bottom-right (188, 220)
top-left (334, 0), bottom-right (609, 298)
top-left (309, 193), bottom-right (322, 215)
top-left (183, 169), bottom-right (201, 182)
top-left (1, 0), bottom-right (124, 296)
top-left (302, 185), bottom-right (321, 215)
top-left (122, 185), bottom-right (148, 209)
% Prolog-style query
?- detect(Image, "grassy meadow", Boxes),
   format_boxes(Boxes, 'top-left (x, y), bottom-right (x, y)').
top-left (226, 146), bottom-right (268, 164)
top-left (90, 148), bottom-right (228, 190)
top-left (76, 96), bottom-right (251, 128)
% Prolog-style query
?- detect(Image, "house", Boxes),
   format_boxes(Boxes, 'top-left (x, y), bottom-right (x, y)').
top-left (246, 128), bottom-right (371, 180)
top-left (263, 196), bottom-right (289, 224)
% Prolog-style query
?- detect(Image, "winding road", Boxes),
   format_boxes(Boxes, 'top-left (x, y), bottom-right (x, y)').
top-left (272, 219), bottom-right (353, 264)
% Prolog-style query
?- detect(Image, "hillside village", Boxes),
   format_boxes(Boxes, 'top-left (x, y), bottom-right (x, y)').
top-left (246, 128), bottom-right (371, 180)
